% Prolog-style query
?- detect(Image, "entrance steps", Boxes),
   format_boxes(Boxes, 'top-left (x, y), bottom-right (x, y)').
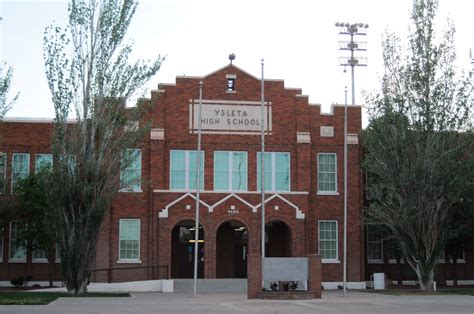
top-left (173, 279), bottom-right (247, 293)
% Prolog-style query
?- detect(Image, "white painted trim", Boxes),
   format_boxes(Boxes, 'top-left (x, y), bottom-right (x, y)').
top-left (317, 192), bottom-right (340, 196)
top-left (322, 259), bottom-right (341, 264)
top-left (317, 153), bottom-right (337, 194)
top-left (210, 193), bottom-right (256, 213)
top-left (318, 220), bottom-right (339, 261)
top-left (118, 219), bottom-right (141, 261)
top-left (118, 189), bottom-right (143, 193)
top-left (153, 189), bottom-right (309, 195)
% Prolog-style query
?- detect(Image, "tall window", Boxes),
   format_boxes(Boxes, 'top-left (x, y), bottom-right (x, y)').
top-left (318, 220), bottom-right (338, 261)
top-left (12, 153), bottom-right (30, 192)
top-left (170, 150), bottom-right (204, 190)
top-left (0, 154), bottom-right (6, 194)
top-left (257, 152), bottom-right (290, 191)
top-left (317, 153), bottom-right (337, 193)
top-left (119, 219), bottom-right (140, 261)
top-left (120, 149), bottom-right (142, 191)
top-left (9, 221), bottom-right (26, 261)
top-left (367, 225), bottom-right (384, 263)
top-left (214, 151), bottom-right (247, 191)
top-left (35, 154), bottom-right (53, 173)
top-left (33, 248), bottom-right (47, 262)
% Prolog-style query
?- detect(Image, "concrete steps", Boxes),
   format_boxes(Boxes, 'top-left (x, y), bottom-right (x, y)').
top-left (173, 279), bottom-right (247, 293)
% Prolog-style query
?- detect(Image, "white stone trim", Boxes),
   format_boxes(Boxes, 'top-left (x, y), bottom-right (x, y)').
top-left (320, 126), bottom-right (334, 137)
top-left (296, 132), bottom-right (311, 144)
top-left (347, 133), bottom-right (359, 144)
top-left (159, 193), bottom-right (211, 218)
top-left (210, 193), bottom-right (256, 213)
top-left (255, 194), bottom-right (304, 219)
top-left (153, 189), bottom-right (309, 195)
top-left (150, 128), bottom-right (164, 140)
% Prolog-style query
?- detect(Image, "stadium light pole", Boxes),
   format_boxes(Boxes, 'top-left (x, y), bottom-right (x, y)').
top-left (335, 22), bottom-right (368, 296)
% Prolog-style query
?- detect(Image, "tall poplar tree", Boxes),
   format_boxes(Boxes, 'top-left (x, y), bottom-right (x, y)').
top-left (363, 0), bottom-right (473, 291)
top-left (43, 0), bottom-right (163, 293)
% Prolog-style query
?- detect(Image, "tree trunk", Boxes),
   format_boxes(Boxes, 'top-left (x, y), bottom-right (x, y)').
top-left (452, 251), bottom-right (458, 287)
top-left (414, 263), bottom-right (434, 291)
top-left (47, 250), bottom-right (54, 288)
top-left (396, 257), bottom-right (402, 286)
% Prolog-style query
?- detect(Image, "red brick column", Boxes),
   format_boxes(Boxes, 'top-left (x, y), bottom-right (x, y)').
top-left (247, 253), bottom-right (262, 299)
top-left (308, 254), bottom-right (322, 298)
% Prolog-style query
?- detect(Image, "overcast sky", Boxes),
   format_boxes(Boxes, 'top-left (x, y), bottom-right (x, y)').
top-left (1, 0), bottom-right (473, 125)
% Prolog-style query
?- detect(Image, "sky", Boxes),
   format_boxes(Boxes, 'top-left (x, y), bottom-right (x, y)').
top-left (1, 0), bottom-right (473, 125)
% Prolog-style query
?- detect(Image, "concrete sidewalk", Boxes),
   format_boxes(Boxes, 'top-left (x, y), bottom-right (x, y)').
top-left (0, 290), bottom-right (472, 314)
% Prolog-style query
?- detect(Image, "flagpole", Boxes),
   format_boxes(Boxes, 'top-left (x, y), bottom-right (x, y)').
top-left (260, 59), bottom-right (266, 289)
top-left (193, 81), bottom-right (203, 296)
top-left (343, 86), bottom-right (348, 296)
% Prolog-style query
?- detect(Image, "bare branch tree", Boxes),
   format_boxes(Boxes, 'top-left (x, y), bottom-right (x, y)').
top-left (43, 0), bottom-right (163, 294)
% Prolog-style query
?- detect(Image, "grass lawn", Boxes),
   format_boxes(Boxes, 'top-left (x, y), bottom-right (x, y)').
top-left (0, 292), bottom-right (130, 305)
top-left (376, 289), bottom-right (474, 296)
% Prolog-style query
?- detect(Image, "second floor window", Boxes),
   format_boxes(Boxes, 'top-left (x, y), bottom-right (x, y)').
top-left (170, 150), bottom-right (204, 190)
top-left (257, 152), bottom-right (290, 192)
top-left (318, 153), bottom-right (337, 193)
top-left (214, 151), bottom-right (247, 191)
top-left (0, 154), bottom-right (6, 194)
top-left (35, 154), bottom-right (53, 173)
top-left (12, 153), bottom-right (30, 192)
top-left (120, 149), bottom-right (142, 191)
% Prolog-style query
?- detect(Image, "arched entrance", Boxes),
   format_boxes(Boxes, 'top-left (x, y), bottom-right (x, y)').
top-left (216, 220), bottom-right (248, 278)
top-left (265, 220), bottom-right (292, 257)
top-left (171, 220), bottom-right (204, 278)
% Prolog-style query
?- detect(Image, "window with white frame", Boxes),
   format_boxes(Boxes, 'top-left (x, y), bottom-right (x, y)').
top-left (317, 153), bottom-right (337, 193)
top-left (119, 219), bottom-right (140, 261)
top-left (367, 225), bottom-right (384, 263)
top-left (12, 153), bottom-right (30, 192)
top-left (257, 152), bottom-right (290, 192)
top-left (0, 153), bottom-right (6, 194)
top-left (35, 154), bottom-right (53, 173)
top-left (438, 249), bottom-right (466, 263)
top-left (9, 221), bottom-right (26, 261)
top-left (120, 149), bottom-right (142, 191)
top-left (170, 150), bottom-right (204, 190)
top-left (318, 220), bottom-right (338, 261)
top-left (60, 154), bottom-right (76, 174)
top-left (214, 151), bottom-right (247, 191)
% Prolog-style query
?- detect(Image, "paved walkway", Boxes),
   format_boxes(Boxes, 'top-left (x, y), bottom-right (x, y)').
top-left (0, 291), bottom-right (472, 313)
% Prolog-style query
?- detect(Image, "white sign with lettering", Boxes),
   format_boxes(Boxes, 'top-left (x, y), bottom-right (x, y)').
top-left (189, 100), bottom-right (272, 135)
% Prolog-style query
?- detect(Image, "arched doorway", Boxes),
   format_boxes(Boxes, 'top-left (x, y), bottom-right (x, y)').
top-left (265, 220), bottom-right (291, 257)
top-left (216, 220), bottom-right (248, 278)
top-left (171, 220), bottom-right (204, 278)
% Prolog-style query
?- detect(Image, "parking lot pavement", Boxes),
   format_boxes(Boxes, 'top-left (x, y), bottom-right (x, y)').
top-left (0, 290), bottom-right (472, 314)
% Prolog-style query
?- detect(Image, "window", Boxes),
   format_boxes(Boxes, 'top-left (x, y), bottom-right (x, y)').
top-left (60, 154), bottom-right (76, 174)
top-left (12, 153), bottom-right (30, 192)
top-left (227, 78), bottom-right (235, 92)
top-left (438, 249), bottom-right (466, 263)
top-left (35, 154), bottom-right (53, 173)
top-left (0, 153), bottom-right (6, 194)
top-left (257, 152), bottom-right (290, 192)
top-left (318, 220), bottom-right (338, 261)
top-left (120, 149), bottom-right (142, 191)
top-left (317, 153), bottom-right (337, 193)
top-left (170, 150), bottom-right (204, 190)
top-left (0, 226), bottom-right (3, 261)
top-left (367, 226), bottom-right (384, 263)
top-left (119, 219), bottom-right (140, 261)
top-left (33, 249), bottom-right (47, 262)
top-left (214, 151), bottom-right (247, 191)
top-left (9, 221), bottom-right (26, 261)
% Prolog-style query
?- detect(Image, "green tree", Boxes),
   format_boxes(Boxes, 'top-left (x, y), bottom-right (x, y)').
top-left (43, 0), bottom-right (163, 294)
top-left (363, 0), bottom-right (473, 291)
top-left (0, 63), bottom-right (18, 118)
top-left (11, 171), bottom-right (57, 287)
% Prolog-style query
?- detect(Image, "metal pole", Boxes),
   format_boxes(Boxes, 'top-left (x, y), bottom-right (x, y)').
top-left (260, 59), bottom-right (266, 288)
top-left (343, 86), bottom-right (348, 296)
top-left (350, 31), bottom-right (356, 106)
top-left (193, 82), bottom-right (203, 296)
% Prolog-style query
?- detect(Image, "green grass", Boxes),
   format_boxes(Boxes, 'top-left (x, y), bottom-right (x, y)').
top-left (0, 292), bottom-right (130, 305)
top-left (375, 289), bottom-right (474, 296)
